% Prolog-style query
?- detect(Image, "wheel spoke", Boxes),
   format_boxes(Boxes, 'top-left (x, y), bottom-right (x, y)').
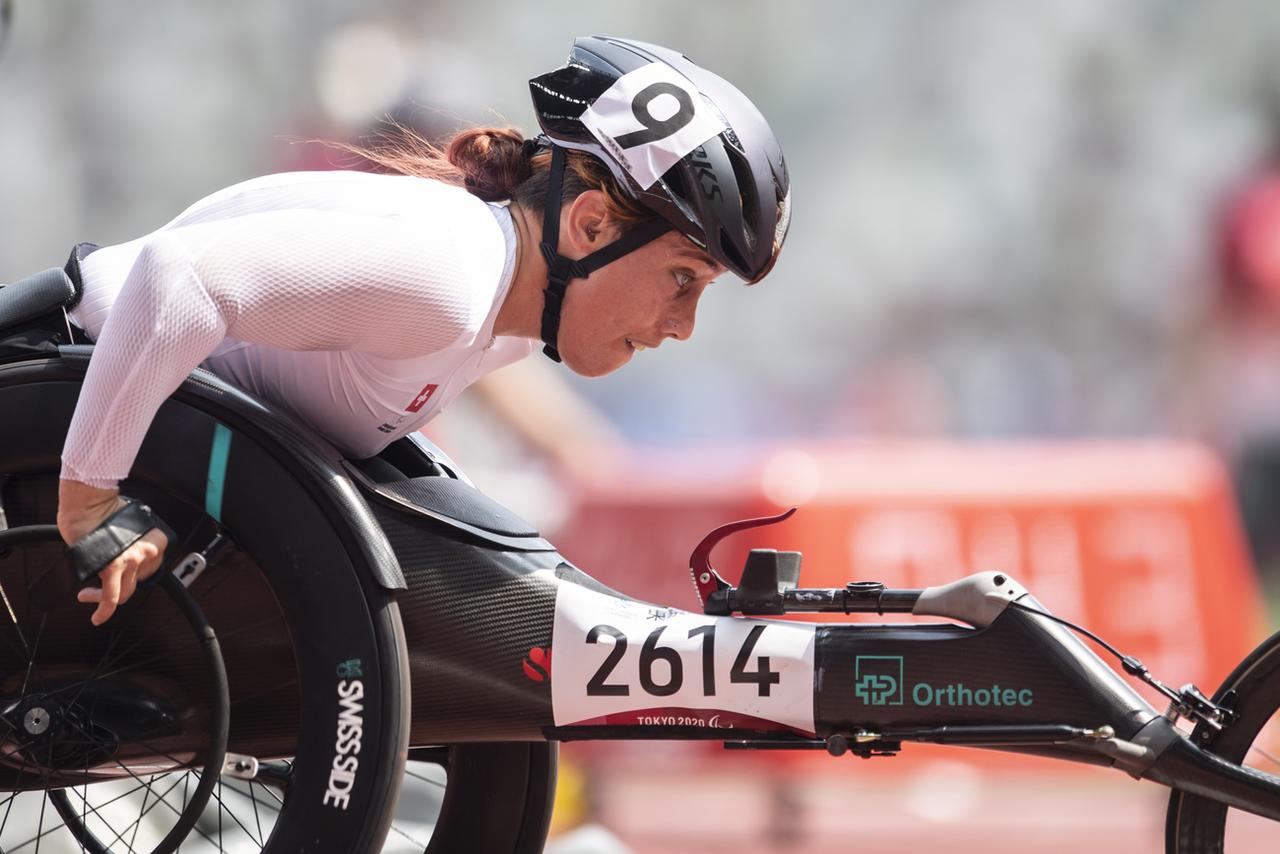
top-left (19, 611), bottom-right (48, 700)
top-left (3, 743), bottom-right (68, 853)
top-left (60, 781), bottom-right (148, 850)
top-left (0, 553), bottom-right (56, 661)
top-left (249, 779), bottom-right (265, 840)
top-left (404, 766), bottom-right (447, 789)
top-left (45, 614), bottom-right (283, 703)
top-left (388, 820), bottom-right (432, 849)
top-left (33, 782), bottom-right (48, 854)
top-left (61, 616), bottom-right (133, 717)
top-left (7, 811), bottom-right (70, 854)
top-left (60, 776), bottom-right (156, 814)
top-left (180, 770), bottom-right (189, 854)
top-left (0, 722), bottom-right (39, 837)
top-left (204, 775), bottom-right (266, 848)
top-left (126, 773), bottom-right (154, 852)
top-left (1247, 742), bottom-right (1280, 770)
top-left (90, 772), bottom-right (191, 853)
top-left (102, 772), bottom-right (228, 853)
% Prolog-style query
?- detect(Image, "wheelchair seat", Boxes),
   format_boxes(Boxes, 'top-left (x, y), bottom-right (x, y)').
top-left (0, 268), bottom-right (78, 329)
top-left (0, 268), bottom-right (82, 357)
top-left (346, 440), bottom-right (553, 551)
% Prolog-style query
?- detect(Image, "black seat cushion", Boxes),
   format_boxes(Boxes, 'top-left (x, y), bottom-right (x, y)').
top-left (0, 268), bottom-right (77, 331)
top-left (375, 477), bottom-right (540, 538)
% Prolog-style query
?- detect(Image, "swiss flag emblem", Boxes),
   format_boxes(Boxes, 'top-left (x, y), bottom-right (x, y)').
top-left (405, 383), bottom-right (439, 413)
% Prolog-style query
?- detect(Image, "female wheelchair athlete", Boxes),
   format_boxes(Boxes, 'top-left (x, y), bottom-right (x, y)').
top-left (2, 266), bottom-right (1280, 853)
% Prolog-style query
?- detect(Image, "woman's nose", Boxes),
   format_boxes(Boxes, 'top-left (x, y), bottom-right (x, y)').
top-left (663, 300), bottom-right (699, 341)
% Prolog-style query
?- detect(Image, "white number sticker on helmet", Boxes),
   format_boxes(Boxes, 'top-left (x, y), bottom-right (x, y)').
top-left (580, 62), bottom-right (728, 190)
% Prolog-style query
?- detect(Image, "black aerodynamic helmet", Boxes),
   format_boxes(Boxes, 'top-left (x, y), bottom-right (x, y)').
top-left (527, 36), bottom-right (792, 362)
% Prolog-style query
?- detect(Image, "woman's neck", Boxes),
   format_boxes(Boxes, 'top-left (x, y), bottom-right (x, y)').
top-left (494, 202), bottom-right (549, 340)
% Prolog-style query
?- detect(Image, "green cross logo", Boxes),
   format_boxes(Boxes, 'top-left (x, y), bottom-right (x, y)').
top-left (855, 655), bottom-right (904, 706)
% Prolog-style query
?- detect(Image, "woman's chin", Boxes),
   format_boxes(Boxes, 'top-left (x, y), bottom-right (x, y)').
top-left (561, 343), bottom-right (629, 378)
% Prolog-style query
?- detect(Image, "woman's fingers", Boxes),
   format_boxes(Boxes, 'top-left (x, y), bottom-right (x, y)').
top-left (81, 529), bottom-right (168, 625)
top-left (91, 560), bottom-right (126, 626)
top-left (133, 528), bottom-right (168, 583)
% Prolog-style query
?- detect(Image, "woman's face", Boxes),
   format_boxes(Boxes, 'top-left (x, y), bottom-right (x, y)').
top-left (556, 229), bottom-right (725, 377)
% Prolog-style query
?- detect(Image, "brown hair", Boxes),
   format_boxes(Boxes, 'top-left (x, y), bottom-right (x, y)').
top-left (334, 123), bottom-right (655, 229)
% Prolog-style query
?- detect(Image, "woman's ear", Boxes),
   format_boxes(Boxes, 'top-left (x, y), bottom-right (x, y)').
top-left (562, 190), bottom-right (619, 257)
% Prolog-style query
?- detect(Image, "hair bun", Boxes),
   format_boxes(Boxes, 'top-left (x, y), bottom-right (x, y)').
top-left (446, 128), bottom-right (527, 202)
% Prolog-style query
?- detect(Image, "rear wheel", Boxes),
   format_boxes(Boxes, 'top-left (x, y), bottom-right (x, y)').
top-left (0, 525), bottom-right (229, 854)
top-left (0, 471), bottom-right (408, 853)
top-left (1166, 630), bottom-right (1280, 852)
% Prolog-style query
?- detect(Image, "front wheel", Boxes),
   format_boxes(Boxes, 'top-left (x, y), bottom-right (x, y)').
top-left (1166, 629), bottom-right (1280, 852)
top-left (395, 742), bottom-right (557, 853)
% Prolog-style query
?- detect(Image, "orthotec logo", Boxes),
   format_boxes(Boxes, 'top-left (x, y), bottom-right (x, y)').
top-left (854, 656), bottom-right (904, 706)
top-left (853, 655), bottom-right (1035, 708)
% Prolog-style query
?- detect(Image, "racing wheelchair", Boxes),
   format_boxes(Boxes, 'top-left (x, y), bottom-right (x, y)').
top-left (1, 263), bottom-right (1278, 853)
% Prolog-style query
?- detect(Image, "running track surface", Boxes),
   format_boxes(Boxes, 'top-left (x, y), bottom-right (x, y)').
top-left (569, 758), bottom-right (1274, 853)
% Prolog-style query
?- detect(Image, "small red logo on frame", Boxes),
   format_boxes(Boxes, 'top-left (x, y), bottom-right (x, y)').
top-left (405, 383), bottom-right (439, 413)
top-left (522, 647), bottom-right (552, 683)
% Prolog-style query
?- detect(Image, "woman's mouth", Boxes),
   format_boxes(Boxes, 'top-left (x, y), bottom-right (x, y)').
top-left (626, 338), bottom-right (647, 352)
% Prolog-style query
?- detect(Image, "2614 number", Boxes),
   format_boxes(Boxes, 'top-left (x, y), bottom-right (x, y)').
top-left (585, 623), bottom-right (780, 698)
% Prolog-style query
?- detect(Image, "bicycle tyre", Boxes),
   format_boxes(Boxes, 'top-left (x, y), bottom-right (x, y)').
top-left (1166, 629), bottom-right (1280, 852)
top-left (416, 742), bottom-right (558, 853)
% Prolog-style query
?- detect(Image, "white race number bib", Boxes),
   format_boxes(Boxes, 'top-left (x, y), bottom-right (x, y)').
top-left (551, 582), bottom-right (816, 735)
top-left (579, 62), bottom-right (728, 189)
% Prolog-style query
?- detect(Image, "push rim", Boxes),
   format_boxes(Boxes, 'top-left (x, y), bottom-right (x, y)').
top-left (0, 525), bottom-right (229, 853)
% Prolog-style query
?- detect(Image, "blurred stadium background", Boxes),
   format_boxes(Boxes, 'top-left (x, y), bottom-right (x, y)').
top-left (4, 2), bottom-right (1280, 852)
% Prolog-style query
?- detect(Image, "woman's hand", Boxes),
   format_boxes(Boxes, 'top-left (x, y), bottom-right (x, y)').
top-left (57, 479), bottom-right (168, 625)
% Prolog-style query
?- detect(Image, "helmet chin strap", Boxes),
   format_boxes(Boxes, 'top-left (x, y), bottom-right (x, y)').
top-left (538, 145), bottom-right (670, 363)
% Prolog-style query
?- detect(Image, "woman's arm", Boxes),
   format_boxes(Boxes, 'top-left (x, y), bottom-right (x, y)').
top-left (60, 208), bottom-right (485, 621)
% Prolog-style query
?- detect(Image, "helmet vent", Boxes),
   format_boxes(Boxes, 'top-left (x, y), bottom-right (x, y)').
top-left (718, 229), bottom-right (750, 276)
top-left (727, 147), bottom-right (758, 253)
top-left (529, 77), bottom-right (591, 107)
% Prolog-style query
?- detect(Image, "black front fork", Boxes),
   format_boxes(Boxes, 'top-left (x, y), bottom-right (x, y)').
top-left (1144, 729), bottom-right (1280, 822)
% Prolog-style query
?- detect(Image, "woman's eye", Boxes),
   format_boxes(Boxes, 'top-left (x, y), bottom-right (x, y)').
top-left (675, 271), bottom-right (693, 291)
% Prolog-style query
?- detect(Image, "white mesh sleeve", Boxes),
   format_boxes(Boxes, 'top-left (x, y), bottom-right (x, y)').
top-left (60, 209), bottom-right (482, 489)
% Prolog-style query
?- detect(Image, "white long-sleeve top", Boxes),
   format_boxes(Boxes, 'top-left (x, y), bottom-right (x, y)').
top-left (63, 171), bottom-right (538, 489)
